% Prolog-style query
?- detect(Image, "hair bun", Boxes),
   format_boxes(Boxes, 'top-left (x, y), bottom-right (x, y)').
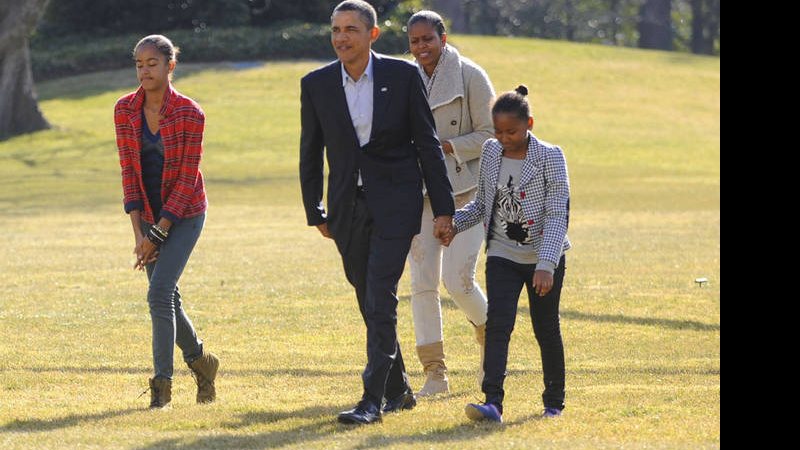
top-left (515, 85), bottom-right (529, 96)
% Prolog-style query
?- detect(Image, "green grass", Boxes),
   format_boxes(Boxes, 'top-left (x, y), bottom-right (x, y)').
top-left (0, 35), bottom-right (719, 449)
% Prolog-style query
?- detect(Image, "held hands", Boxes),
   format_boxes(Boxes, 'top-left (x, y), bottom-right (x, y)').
top-left (133, 232), bottom-right (159, 271)
top-left (438, 228), bottom-right (456, 247)
top-left (433, 215), bottom-right (455, 247)
top-left (532, 270), bottom-right (554, 297)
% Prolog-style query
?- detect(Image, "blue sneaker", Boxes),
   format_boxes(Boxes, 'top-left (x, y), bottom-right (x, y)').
top-left (542, 407), bottom-right (562, 418)
top-left (465, 402), bottom-right (502, 423)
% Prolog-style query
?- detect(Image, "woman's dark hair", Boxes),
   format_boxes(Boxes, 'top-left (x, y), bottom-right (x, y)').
top-left (332, 0), bottom-right (377, 29)
top-left (492, 85), bottom-right (531, 121)
top-left (407, 10), bottom-right (446, 37)
top-left (133, 35), bottom-right (180, 63)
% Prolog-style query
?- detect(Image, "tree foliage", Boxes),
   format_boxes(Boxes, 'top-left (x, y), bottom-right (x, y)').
top-left (36, 0), bottom-right (718, 55)
top-left (38, 0), bottom-right (413, 36)
top-left (247, 0), bottom-right (404, 25)
top-left (39, 0), bottom-right (250, 36)
top-left (430, 0), bottom-right (718, 55)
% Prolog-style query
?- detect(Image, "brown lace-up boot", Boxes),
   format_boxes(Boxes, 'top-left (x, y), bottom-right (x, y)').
top-left (188, 351), bottom-right (219, 403)
top-left (149, 377), bottom-right (172, 409)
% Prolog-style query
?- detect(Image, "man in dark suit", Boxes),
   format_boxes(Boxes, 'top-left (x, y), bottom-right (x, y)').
top-left (299, 0), bottom-right (455, 425)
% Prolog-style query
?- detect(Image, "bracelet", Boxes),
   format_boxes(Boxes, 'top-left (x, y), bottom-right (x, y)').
top-left (147, 224), bottom-right (168, 246)
top-left (152, 223), bottom-right (169, 239)
top-left (146, 232), bottom-right (163, 247)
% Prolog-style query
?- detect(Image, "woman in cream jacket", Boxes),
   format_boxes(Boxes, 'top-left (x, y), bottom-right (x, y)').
top-left (406, 10), bottom-right (495, 396)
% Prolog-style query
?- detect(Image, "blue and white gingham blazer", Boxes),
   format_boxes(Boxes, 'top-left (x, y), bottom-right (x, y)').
top-left (454, 132), bottom-right (571, 270)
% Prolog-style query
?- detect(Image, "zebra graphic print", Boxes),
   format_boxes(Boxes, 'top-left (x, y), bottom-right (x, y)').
top-left (495, 174), bottom-right (533, 246)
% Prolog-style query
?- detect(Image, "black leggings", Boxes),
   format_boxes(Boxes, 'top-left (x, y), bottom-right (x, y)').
top-left (483, 255), bottom-right (566, 412)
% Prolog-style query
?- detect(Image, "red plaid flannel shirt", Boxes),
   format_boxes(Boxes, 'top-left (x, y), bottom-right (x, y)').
top-left (115, 85), bottom-right (207, 224)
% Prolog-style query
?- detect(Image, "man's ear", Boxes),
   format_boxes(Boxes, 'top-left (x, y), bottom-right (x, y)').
top-left (370, 26), bottom-right (381, 42)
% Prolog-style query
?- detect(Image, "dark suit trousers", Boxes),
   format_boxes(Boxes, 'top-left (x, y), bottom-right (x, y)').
top-left (341, 191), bottom-right (412, 404)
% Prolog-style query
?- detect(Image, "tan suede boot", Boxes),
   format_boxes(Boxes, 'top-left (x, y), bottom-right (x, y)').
top-left (148, 377), bottom-right (172, 409)
top-left (475, 323), bottom-right (486, 387)
top-left (416, 341), bottom-right (450, 397)
top-left (188, 351), bottom-right (219, 403)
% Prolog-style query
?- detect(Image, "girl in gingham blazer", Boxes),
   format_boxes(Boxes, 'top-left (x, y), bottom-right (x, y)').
top-left (115, 35), bottom-right (218, 409)
top-left (447, 85), bottom-right (571, 422)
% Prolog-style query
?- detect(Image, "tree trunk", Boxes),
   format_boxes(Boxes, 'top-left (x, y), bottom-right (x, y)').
top-left (476, 0), bottom-right (498, 35)
top-left (691, 0), bottom-right (719, 55)
top-left (431, 0), bottom-right (469, 33)
top-left (564, 0), bottom-right (576, 41)
top-left (0, 0), bottom-right (50, 140)
top-left (609, 0), bottom-right (621, 45)
top-left (638, 0), bottom-right (673, 50)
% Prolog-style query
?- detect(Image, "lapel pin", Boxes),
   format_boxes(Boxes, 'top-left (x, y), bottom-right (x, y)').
top-left (381, 87), bottom-right (388, 92)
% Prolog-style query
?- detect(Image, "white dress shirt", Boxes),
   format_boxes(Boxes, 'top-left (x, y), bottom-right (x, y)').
top-left (342, 55), bottom-right (374, 186)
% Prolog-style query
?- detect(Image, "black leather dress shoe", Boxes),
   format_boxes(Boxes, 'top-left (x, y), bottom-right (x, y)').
top-left (337, 400), bottom-right (382, 425)
top-left (382, 389), bottom-right (417, 414)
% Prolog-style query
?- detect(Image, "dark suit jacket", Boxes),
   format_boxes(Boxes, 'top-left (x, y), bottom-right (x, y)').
top-left (300, 52), bottom-right (455, 253)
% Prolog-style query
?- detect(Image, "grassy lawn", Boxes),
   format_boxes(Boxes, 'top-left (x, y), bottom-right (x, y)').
top-left (0, 35), bottom-right (719, 449)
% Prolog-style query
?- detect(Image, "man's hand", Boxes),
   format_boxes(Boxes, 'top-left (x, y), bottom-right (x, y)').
top-left (439, 228), bottom-right (455, 247)
top-left (433, 215), bottom-right (454, 246)
top-left (316, 223), bottom-right (333, 239)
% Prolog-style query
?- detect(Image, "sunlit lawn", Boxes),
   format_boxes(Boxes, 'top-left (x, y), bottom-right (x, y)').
top-left (0, 35), bottom-right (719, 449)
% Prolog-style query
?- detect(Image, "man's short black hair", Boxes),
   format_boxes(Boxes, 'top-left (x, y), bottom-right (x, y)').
top-left (332, 0), bottom-right (378, 29)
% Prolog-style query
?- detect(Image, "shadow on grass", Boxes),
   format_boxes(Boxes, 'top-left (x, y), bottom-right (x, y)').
top-left (556, 309), bottom-right (719, 332)
top-left (133, 403), bottom-right (356, 450)
top-left (514, 305), bottom-right (719, 332)
top-left (0, 408), bottom-right (139, 433)
top-left (399, 295), bottom-right (719, 331)
top-left (11, 364), bottom-right (717, 386)
top-left (12, 366), bottom-right (358, 378)
top-left (133, 406), bottom-right (529, 449)
top-left (350, 413), bottom-right (539, 450)
top-left (36, 60), bottom-right (320, 102)
top-left (36, 64), bottom-right (228, 101)
top-left (506, 366), bottom-right (719, 377)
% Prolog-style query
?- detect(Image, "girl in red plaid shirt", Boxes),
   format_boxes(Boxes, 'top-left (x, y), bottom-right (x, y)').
top-left (115, 35), bottom-right (219, 409)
